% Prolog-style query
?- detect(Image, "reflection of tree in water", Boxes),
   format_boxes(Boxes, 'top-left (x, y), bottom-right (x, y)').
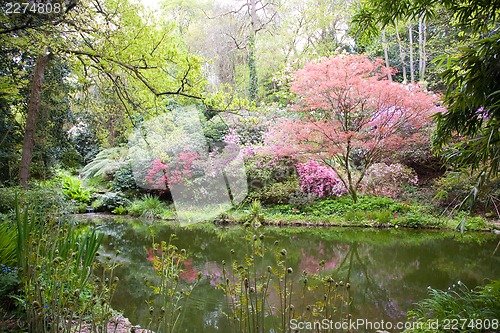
top-left (329, 242), bottom-right (406, 323)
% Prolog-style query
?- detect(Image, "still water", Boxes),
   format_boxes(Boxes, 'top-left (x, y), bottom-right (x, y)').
top-left (83, 215), bottom-right (500, 332)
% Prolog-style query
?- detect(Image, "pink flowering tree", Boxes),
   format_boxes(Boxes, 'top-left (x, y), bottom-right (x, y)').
top-left (266, 54), bottom-right (441, 202)
top-left (145, 151), bottom-right (201, 190)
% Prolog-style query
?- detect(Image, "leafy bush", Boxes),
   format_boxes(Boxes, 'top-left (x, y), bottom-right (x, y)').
top-left (433, 171), bottom-right (500, 214)
top-left (81, 147), bottom-right (128, 180)
top-left (62, 174), bottom-right (91, 203)
top-left (111, 205), bottom-right (128, 215)
top-left (0, 187), bottom-right (17, 213)
top-left (245, 154), bottom-right (297, 192)
top-left (360, 163), bottom-right (418, 199)
top-left (344, 210), bottom-right (366, 223)
top-left (111, 164), bottom-right (141, 195)
top-left (0, 182), bottom-right (71, 216)
top-left (202, 117), bottom-right (229, 148)
top-left (93, 191), bottom-right (131, 212)
top-left (302, 196), bottom-right (407, 216)
top-left (247, 179), bottom-right (301, 204)
top-left (366, 209), bottom-right (394, 224)
top-left (393, 209), bottom-right (443, 228)
top-left (296, 159), bottom-right (347, 198)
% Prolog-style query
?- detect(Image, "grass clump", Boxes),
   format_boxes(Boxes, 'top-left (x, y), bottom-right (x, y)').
top-left (128, 194), bottom-right (174, 219)
top-left (405, 280), bottom-right (500, 332)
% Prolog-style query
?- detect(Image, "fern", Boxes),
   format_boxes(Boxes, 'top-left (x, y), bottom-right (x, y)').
top-left (81, 147), bottom-right (128, 179)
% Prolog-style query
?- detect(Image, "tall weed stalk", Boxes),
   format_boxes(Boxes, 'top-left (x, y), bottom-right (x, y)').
top-left (145, 234), bottom-right (201, 333)
top-left (219, 204), bottom-right (351, 332)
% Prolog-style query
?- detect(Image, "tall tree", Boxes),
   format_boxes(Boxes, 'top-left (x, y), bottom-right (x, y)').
top-left (352, 0), bottom-right (500, 179)
top-left (1, 0), bottom-right (204, 186)
top-left (265, 54), bottom-right (439, 201)
top-left (19, 50), bottom-right (50, 187)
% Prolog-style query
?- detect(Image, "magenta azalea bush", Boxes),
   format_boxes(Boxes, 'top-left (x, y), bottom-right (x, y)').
top-left (360, 163), bottom-right (418, 199)
top-left (296, 160), bottom-right (347, 198)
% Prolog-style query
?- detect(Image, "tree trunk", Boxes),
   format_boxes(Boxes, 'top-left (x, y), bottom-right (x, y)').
top-left (395, 20), bottom-right (407, 84)
top-left (248, 0), bottom-right (258, 101)
top-left (408, 22), bottom-right (415, 83)
top-left (381, 29), bottom-right (392, 82)
top-left (19, 51), bottom-right (50, 188)
top-left (418, 15), bottom-right (427, 82)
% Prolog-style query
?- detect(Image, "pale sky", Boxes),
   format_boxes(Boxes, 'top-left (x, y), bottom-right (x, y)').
top-left (137, 0), bottom-right (162, 9)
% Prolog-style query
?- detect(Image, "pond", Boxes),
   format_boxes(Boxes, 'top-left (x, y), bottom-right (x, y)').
top-left (79, 215), bottom-right (500, 332)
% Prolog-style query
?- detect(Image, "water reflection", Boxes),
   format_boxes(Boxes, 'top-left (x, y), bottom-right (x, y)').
top-left (84, 217), bottom-right (500, 332)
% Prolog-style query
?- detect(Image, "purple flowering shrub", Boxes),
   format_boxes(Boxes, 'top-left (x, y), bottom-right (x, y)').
top-left (296, 160), bottom-right (347, 198)
top-left (360, 163), bottom-right (418, 199)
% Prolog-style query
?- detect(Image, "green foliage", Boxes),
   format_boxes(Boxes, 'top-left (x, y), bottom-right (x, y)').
top-left (93, 192), bottom-right (131, 212)
top-left (111, 205), bottom-right (128, 215)
top-left (81, 147), bottom-right (128, 180)
top-left (247, 179), bottom-right (302, 205)
top-left (15, 202), bottom-right (118, 332)
top-left (405, 280), bottom-right (500, 332)
top-left (343, 210), bottom-right (366, 223)
top-left (0, 182), bottom-right (71, 216)
top-left (366, 209), bottom-right (394, 224)
top-left (0, 220), bottom-right (17, 267)
top-left (0, 264), bottom-right (19, 304)
top-left (110, 164), bottom-right (140, 195)
top-left (201, 117), bottom-right (229, 148)
top-left (434, 34), bottom-right (500, 177)
top-left (433, 171), bottom-right (500, 214)
top-left (245, 155), bottom-right (297, 194)
top-left (62, 174), bottom-right (91, 204)
top-left (127, 194), bottom-right (172, 219)
top-left (394, 210), bottom-right (444, 229)
top-left (0, 187), bottom-right (17, 214)
top-left (301, 196), bottom-right (407, 216)
top-left (242, 200), bottom-right (265, 228)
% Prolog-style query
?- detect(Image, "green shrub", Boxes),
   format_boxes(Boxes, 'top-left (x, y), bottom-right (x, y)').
top-left (15, 203), bottom-right (117, 332)
top-left (62, 174), bottom-right (91, 203)
top-left (93, 191), bottom-right (131, 212)
top-left (112, 205), bottom-right (128, 215)
top-left (394, 211), bottom-right (443, 228)
top-left (0, 187), bottom-right (17, 213)
top-left (248, 179), bottom-right (302, 204)
top-left (0, 183), bottom-right (71, 216)
top-left (366, 209), bottom-right (393, 224)
top-left (111, 164), bottom-right (140, 195)
top-left (301, 196), bottom-right (406, 216)
top-left (344, 210), bottom-right (366, 223)
top-left (434, 171), bottom-right (500, 214)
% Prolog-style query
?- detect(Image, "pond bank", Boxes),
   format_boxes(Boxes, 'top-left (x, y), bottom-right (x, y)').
top-left (73, 211), bottom-right (500, 233)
